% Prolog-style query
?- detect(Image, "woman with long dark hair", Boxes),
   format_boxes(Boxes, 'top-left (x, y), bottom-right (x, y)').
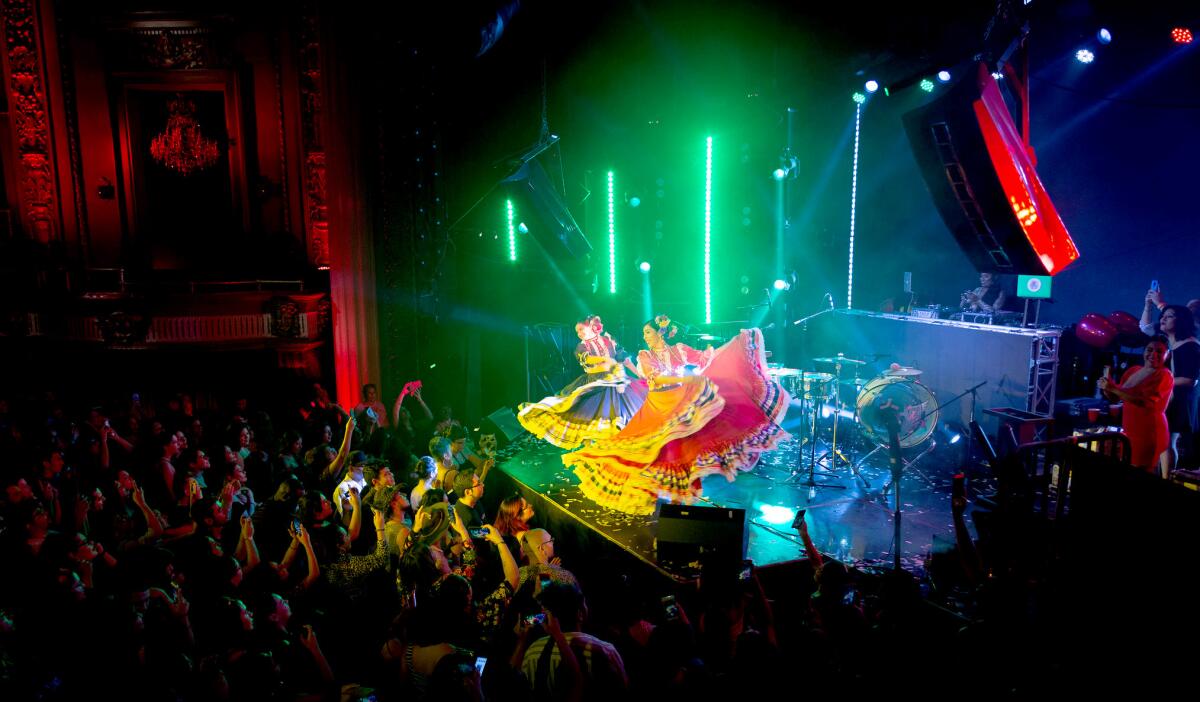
top-left (1158, 305), bottom-right (1198, 476)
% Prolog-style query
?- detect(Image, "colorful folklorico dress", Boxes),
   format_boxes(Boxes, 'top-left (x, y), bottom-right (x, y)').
top-left (517, 333), bottom-right (649, 450)
top-left (564, 328), bottom-right (789, 514)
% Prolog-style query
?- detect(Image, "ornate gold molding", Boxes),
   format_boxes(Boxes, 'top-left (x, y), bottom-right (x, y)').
top-left (3, 0), bottom-right (57, 242)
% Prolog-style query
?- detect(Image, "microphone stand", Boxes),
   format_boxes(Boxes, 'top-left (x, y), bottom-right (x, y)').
top-left (792, 305), bottom-right (835, 327)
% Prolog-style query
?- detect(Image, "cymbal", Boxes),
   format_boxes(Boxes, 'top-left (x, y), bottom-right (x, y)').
top-left (813, 356), bottom-right (866, 365)
top-left (885, 367), bottom-right (924, 377)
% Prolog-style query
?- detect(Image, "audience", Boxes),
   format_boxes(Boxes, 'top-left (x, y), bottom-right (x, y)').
top-left (0, 368), bottom-right (1181, 701)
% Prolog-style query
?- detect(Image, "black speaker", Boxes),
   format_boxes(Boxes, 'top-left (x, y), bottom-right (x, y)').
top-left (903, 63), bottom-right (1079, 276)
top-left (502, 161), bottom-right (592, 260)
top-left (481, 406), bottom-right (526, 446)
top-left (655, 504), bottom-right (747, 564)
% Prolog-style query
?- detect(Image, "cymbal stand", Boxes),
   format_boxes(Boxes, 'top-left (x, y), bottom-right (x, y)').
top-left (816, 359), bottom-right (871, 486)
top-left (787, 372), bottom-right (843, 489)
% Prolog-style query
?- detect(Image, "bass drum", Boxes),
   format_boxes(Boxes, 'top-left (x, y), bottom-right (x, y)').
top-left (855, 375), bottom-right (938, 449)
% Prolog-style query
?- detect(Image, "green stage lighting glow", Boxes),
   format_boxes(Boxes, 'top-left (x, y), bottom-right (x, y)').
top-left (505, 199), bottom-right (516, 261)
top-left (919, 78), bottom-right (935, 92)
top-left (704, 136), bottom-right (713, 324)
top-left (852, 92), bottom-right (866, 104)
top-left (608, 171), bottom-right (616, 293)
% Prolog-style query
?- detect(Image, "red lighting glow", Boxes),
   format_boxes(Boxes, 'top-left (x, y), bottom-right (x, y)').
top-left (972, 65), bottom-right (1080, 275)
top-left (1172, 27), bottom-right (1193, 44)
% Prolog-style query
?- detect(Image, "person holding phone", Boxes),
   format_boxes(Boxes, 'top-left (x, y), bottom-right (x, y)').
top-left (1100, 336), bottom-right (1174, 472)
top-left (959, 271), bottom-right (1008, 314)
top-left (1158, 306), bottom-right (1199, 476)
top-left (519, 581), bottom-right (627, 699)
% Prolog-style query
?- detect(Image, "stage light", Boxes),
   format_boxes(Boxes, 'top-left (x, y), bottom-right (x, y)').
top-left (758, 504), bottom-right (796, 526)
top-left (505, 199), bottom-right (516, 261)
top-left (1173, 27), bottom-right (1193, 44)
top-left (517, 222), bottom-right (529, 234)
top-left (1097, 28), bottom-right (1112, 44)
top-left (629, 196), bottom-right (641, 207)
top-left (1075, 49), bottom-right (1095, 64)
top-left (937, 70), bottom-right (951, 82)
top-left (607, 171), bottom-right (617, 294)
top-left (639, 261), bottom-right (651, 273)
top-left (991, 71), bottom-right (1004, 80)
top-left (852, 92), bottom-right (866, 104)
top-left (704, 136), bottom-right (713, 324)
top-left (847, 102), bottom-right (861, 308)
top-left (773, 279), bottom-right (789, 291)
top-left (919, 79), bottom-right (935, 92)
top-left (865, 80), bottom-right (879, 93)
top-left (772, 167), bottom-right (787, 180)
top-left (950, 432), bottom-right (962, 444)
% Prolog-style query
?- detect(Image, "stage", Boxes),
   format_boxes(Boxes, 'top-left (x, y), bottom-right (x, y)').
top-left (487, 400), bottom-right (988, 581)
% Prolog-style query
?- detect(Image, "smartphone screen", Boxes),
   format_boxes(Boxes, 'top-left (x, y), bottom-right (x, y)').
top-left (468, 526), bottom-right (488, 539)
top-left (662, 595), bottom-right (679, 621)
top-left (525, 612), bottom-right (546, 627)
top-left (474, 656), bottom-right (487, 676)
top-left (791, 509), bottom-right (807, 529)
top-left (1151, 279), bottom-right (1160, 292)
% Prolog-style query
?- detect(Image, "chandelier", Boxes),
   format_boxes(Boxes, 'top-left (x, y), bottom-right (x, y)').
top-left (150, 94), bottom-right (220, 175)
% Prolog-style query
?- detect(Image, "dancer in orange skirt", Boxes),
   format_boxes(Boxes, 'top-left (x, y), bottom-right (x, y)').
top-left (563, 315), bottom-right (790, 514)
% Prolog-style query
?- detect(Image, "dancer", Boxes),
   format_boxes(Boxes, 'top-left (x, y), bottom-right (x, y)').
top-left (564, 315), bottom-right (790, 515)
top-left (517, 316), bottom-right (648, 449)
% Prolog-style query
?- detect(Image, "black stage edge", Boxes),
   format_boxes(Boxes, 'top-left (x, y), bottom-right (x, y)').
top-left (484, 401), bottom-right (986, 582)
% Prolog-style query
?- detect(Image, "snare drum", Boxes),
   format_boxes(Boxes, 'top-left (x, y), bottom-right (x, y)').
top-left (769, 368), bottom-right (834, 401)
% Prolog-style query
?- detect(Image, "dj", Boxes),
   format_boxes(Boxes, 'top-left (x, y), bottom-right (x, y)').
top-left (960, 272), bottom-right (1007, 314)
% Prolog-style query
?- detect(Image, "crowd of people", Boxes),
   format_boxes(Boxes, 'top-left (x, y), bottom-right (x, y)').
top-left (1101, 286), bottom-right (1200, 477)
top-left (1, 352), bottom-right (1185, 698)
top-left (0, 377), bottom-right (952, 702)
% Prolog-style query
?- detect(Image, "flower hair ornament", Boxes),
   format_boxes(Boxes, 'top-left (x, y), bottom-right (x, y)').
top-left (654, 315), bottom-right (679, 339)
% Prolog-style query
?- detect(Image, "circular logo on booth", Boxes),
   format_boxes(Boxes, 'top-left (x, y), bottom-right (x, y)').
top-left (1026, 278), bottom-right (1042, 293)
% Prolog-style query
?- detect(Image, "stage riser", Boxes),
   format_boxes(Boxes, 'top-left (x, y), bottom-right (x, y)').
top-left (797, 310), bottom-right (1059, 436)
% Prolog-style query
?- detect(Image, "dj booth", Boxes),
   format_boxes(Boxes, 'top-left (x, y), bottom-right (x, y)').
top-left (792, 309), bottom-right (1061, 437)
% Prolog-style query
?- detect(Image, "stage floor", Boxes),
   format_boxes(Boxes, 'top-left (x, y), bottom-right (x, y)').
top-left (492, 402), bottom-right (987, 579)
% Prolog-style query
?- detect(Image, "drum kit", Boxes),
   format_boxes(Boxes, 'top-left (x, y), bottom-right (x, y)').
top-left (767, 354), bottom-right (939, 489)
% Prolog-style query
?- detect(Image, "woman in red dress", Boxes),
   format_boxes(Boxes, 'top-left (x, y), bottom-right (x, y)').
top-left (564, 315), bottom-right (790, 514)
top-left (1100, 336), bottom-right (1174, 472)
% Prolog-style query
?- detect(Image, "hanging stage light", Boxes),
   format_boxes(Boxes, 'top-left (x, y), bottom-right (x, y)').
top-left (852, 92), bottom-right (867, 104)
top-left (1172, 27), bottom-right (1193, 44)
top-left (919, 79), bottom-right (935, 92)
top-left (1097, 28), bottom-right (1112, 44)
top-left (1075, 49), bottom-right (1095, 64)
top-left (864, 80), bottom-right (879, 93)
top-left (937, 70), bottom-right (951, 82)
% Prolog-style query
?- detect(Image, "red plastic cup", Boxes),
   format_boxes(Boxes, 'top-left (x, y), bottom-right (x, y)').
top-left (1087, 407), bottom-right (1101, 423)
